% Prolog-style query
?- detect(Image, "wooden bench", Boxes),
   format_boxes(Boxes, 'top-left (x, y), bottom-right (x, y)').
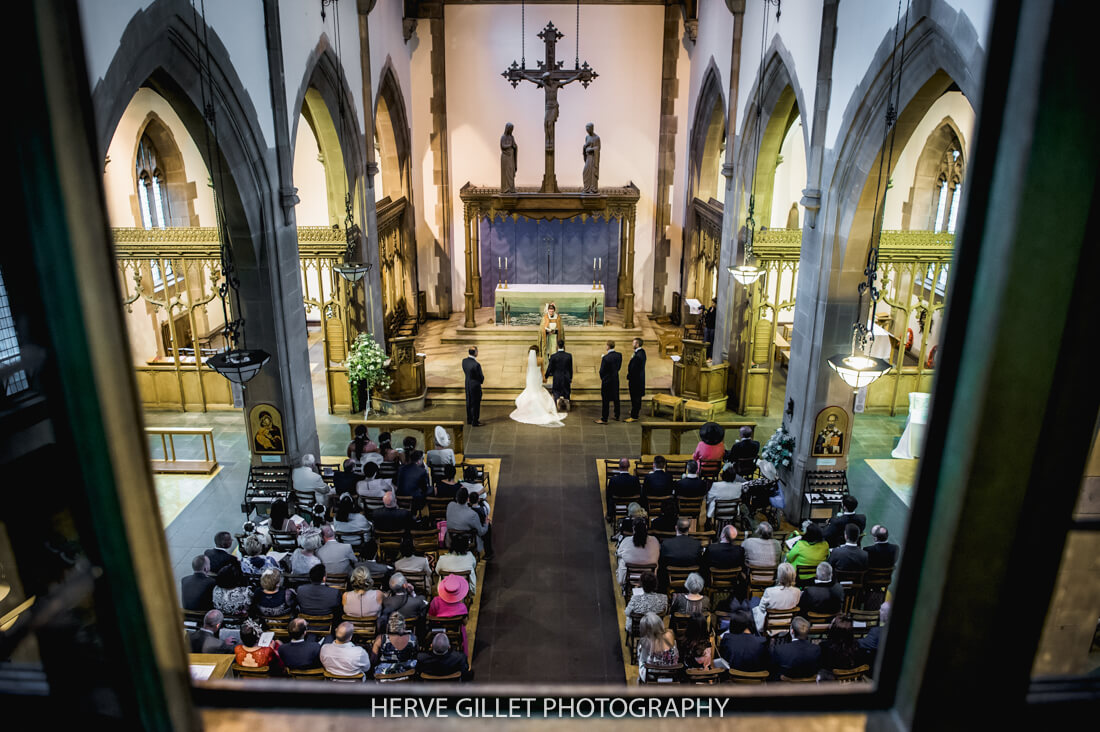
top-left (682, 399), bottom-right (715, 421)
top-left (651, 394), bottom-right (683, 420)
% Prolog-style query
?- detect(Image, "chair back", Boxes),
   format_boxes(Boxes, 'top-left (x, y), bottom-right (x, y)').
top-left (622, 562), bottom-right (657, 599)
top-left (626, 612), bottom-right (648, 664)
top-left (727, 667), bottom-right (769, 684)
top-left (426, 497), bottom-right (451, 521)
top-left (795, 564), bottom-right (819, 588)
top-left (666, 565), bottom-right (700, 595)
top-left (420, 670), bottom-right (463, 682)
top-left (445, 529), bottom-right (480, 558)
top-left (676, 496), bottom-right (704, 523)
top-left (805, 610), bottom-right (837, 639)
top-left (402, 568), bottom-right (432, 597)
top-left (609, 495), bottom-right (641, 524)
top-left (269, 529), bottom-right (299, 553)
top-left (335, 530), bottom-right (368, 553)
top-left (832, 664), bottom-right (871, 683)
top-left (181, 608), bottom-right (206, 631)
top-left (426, 613), bottom-right (468, 650)
top-left (292, 488), bottom-right (317, 516)
top-left (348, 615), bottom-right (379, 646)
top-left (849, 608), bottom-right (881, 638)
top-left (298, 613), bottom-right (334, 638)
top-left (263, 613), bottom-right (293, 640)
top-left (411, 527), bottom-right (440, 556)
top-left (376, 668), bottom-right (416, 683)
top-left (746, 562), bottom-right (777, 598)
top-left (642, 663), bottom-right (684, 684)
top-left (361, 495), bottom-right (386, 514)
top-left (698, 460), bottom-right (722, 478)
top-left (688, 531), bottom-right (712, 548)
top-left (685, 667), bottom-right (726, 685)
top-left (762, 606), bottom-right (800, 637)
top-left (712, 498), bottom-right (741, 524)
top-left (324, 573), bottom-right (348, 590)
top-left (707, 566), bottom-right (744, 601)
top-left (374, 529), bottom-right (405, 562)
top-left (232, 663), bottom-right (270, 679)
top-left (287, 667), bottom-right (326, 680)
top-left (646, 494), bottom-right (672, 516)
top-left (649, 529), bottom-right (676, 543)
top-left (781, 673), bottom-right (819, 683)
top-left (323, 670), bottom-right (365, 682)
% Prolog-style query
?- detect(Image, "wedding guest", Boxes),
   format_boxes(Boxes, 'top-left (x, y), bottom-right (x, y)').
top-left (434, 464), bottom-right (461, 499)
top-left (743, 521), bottom-right (783, 568)
top-left (342, 564), bottom-right (385, 619)
top-left (753, 562), bottom-right (801, 632)
top-left (239, 533), bottom-right (279, 577)
top-left (787, 523), bottom-right (830, 569)
top-left (333, 494), bottom-right (372, 534)
top-left (679, 612), bottom-right (713, 669)
top-left (233, 619), bottom-right (283, 674)
top-left (435, 534), bottom-right (478, 593)
top-left (616, 518), bottom-right (660, 585)
top-left (671, 572), bottom-right (710, 615)
top-left (637, 612), bottom-right (678, 683)
top-left (426, 425), bottom-right (456, 467)
top-left (251, 567), bottom-right (296, 618)
top-left (356, 462), bottom-right (394, 500)
top-left (288, 529), bottom-right (323, 576)
top-left (372, 613), bottom-right (419, 677)
top-left (428, 574), bottom-right (470, 654)
top-left (347, 425), bottom-right (380, 474)
top-left (181, 555), bottom-right (216, 612)
top-left (624, 571), bottom-right (668, 632)
top-left (212, 563), bottom-right (253, 627)
top-left (278, 618), bottom-right (322, 670)
top-left (417, 632), bottom-right (471, 680)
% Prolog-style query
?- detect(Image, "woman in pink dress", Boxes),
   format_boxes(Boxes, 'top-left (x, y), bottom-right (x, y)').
top-left (428, 574), bottom-right (470, 654)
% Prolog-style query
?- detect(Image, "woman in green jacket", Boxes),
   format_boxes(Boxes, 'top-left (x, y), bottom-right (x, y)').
top-left (786, 522), bottom-right (829, 568)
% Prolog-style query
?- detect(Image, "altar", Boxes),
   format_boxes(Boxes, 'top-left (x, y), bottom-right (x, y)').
top-left (495, 284), bottom-right (605, 326)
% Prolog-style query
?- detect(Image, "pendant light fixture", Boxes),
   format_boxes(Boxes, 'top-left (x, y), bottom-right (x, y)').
top-left (827, 0), bottom-right (911, 391)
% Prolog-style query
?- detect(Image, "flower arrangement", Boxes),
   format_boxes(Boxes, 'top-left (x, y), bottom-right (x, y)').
top-left (760, 425), bottom-right (796, 470)
top-left (346, 333), bottom-right (391, 412)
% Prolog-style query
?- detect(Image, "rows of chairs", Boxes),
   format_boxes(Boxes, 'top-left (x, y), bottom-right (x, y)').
top-left (233, 666), bottom-right (464, 683)
top-left (638, 663), bottom-right (871, 685)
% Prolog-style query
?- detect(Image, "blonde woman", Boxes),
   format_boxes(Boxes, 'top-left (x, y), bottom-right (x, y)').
top-left (636, 611), bottom-right (678, 683)
top-left (342, 564), bottom-right (385, 619)
top-left (753, 561), bottom-right (802, 632)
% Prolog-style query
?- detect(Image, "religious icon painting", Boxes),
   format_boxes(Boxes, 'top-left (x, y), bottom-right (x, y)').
top-left (249, 404), bottom-right (285, 455)
top-left (811, 406), bottom-right (849, 458)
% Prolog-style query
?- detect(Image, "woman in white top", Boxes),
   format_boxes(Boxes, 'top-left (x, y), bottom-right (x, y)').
top-left (434, 533), bottom-right (478, 593)
top-left (333, 494), bottom-right (372, 534)
top-left (752, 562), bottom-right (802, 632)
top-left (394, 537), bottom-right (433, 584)
top-left (615, 518), bottom-right (659, 585)
top-left (426, 425), bottom-right (456, 466)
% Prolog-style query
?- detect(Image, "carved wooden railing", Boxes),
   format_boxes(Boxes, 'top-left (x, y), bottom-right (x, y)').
top-left (639, 421), bottom-right (757, 456)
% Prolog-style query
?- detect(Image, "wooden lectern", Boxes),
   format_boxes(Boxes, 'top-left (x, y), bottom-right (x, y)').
top-left (672, 339), bottom-right (728, 412)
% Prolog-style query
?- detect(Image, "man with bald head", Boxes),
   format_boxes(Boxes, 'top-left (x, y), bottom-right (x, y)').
top-left (316, 525), bottom-right (357, 575)
top-left (371, 490), bottom-right (413, 535)
top-left (417, 632), bottom-right (471, 680)
top-left (189, 609), bottom-right (232, 654)
top-left (277, 618), bottom-right (322, 670)
top-left (319, 621), bottom-right (371, 678)
top-left (293, 453), bottom-right (332, 507)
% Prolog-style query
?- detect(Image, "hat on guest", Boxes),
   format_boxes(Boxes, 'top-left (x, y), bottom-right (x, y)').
top-left (437, 574), bottom-right (470, 604)
top-left (434, 425), bottom-right (452, 449)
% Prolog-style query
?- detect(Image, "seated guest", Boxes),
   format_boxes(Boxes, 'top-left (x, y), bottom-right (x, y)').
top-left (308, 504), bottom-right (329, 531)
top-left (319, 621), bottom-right (371, 678)
top-left (234, 619), bottom-right (283, 674)
top-left (380, 572), bottom-right (429, 631)
top-left (743, 521), bottom-right (782, 568)
top-left (330, 459), bottom-right (358, 499)
top-left (674, 461), bottom-right (707, 499)
top-left (316, 525), bottom-right (357, 576)
top-left (435, 535), bottom-right (478, 593)
top-left (753, 562), bottom-right (801, 632)
top-left (678, 612), bottom-right (713, 669)
top-left (417, 632), bottom-right (471, 680)
top-left (347, 425), bottom-right (380, 474)
top-left (343, 564), bottom-right (385, 619)
top-left (606, 458), bottom-right (641, 521)
top-left (466, 488), bottom-right (494, 558)
top-left (356, 462), bottom-right (394, 500)
top-left (428, 574), bottom-right (470, 654)
top-left (446, 486), bottom-right (489, 555)
top-left (822, 495), bottom-right (866, 548)
top-left (288, 528), bottom-right (323, 575)
top-left (692, 433), bottom-right (726, 465)
top-left (786, 522), bottom-right (829, 568)
top-left (395, 537), bottom-right (433, 584)
top-left (643, 455), bottom-right (673, 499)
top-left (239, 533), bottom-right (280, 577)
top-left (204, 531), bottom-right (238, 574)
top-left (858, 601), bottom-right (890, 669)
top-left (616, 518), bottom-right (660, 585)
top-left (864, 525), bottom-right (900, 568)
top-left (650, 497), bottom-right (679, 533)
top-left (636, 612), bottom-right (678, 682)
top-left (372, 491), bottom-right (414, 535)
top-left (434, 464), bottom-right (460, 499)
top-left (262, 498), bottom-right (298, 535)
top-left (819, 613), bottom-right (861, 677)
top-left (181, 555), bottom-right (216, 612)
top-left (399, 435), bottom-right (418, 464)
top-left (396, 449), bottom-right (431, 511)
top-left (726, 425), bottom-right (760, 462)
top-left (706, 526), bottom-right (746, 572)
top-left (296, 564), bottom-right (342, 617)
top-left (799, 562), bottom-right (844, 616)
top-left (829, 523), bottom-right (870, 572)
top-left (426, 425), bottom-right (456, 466)
top-left (278, 618), bottom-right (322, 670)
top-left (190, 609), bottom-right (233, 653)
top-left (718, 609), bottom-right (768, 672)
top-left (659, 517), bottom-right (704, 589)
top-left (211, 563), bottom-right (253, 626)
top-left (333, 494), bottom-right (372, 535)
top-left (459, 464), bottom-right (488, 499)
top-left (293, 454), bottom-right (333, 508)
top-left (771, 616), bottom-right (821, 680)
top-left (626, 502), bottom-right (648, 522)
top-left (706, 467), bottom-right (743, 518)
top-left (624, 571), bottom-right (668, 632)
top-left (251, 568), bottom-right (297, 618)
top-left (376, 432), bottom-right (399, 463)
top-left (372, 613), bottom-right (419, 676)
top-left (671, 572), bottom-right (710, 615)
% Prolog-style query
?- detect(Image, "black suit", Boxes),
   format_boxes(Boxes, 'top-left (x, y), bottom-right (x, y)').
top-left (372, 506), bottom-right (414, 535)
top-left (417, 649), bottom-right (471, 680)
top-left (606, 471), bottom-right (642, 520)
top-left (333, 470), bottom-right (359, 497)
top-left (799, 582), bottom-right (844, 616)
top-left (599, 350), bottom-right (622, 421)
top-left (296, 582), bottom-right (342, 616)
top-left (643, 470), bottom-right (673, 499)
top-left (675, 476), bottom-right (707, 499)
top-left (829, 544), bottom-right (869, 572)
top-left (627, 347), bottom-right (646, 419)
top-left (278, 638), bottom-right (323, 670)
top-left (719, 633), bottom-right (769, 672)
top-left (705, 542), bottom-right (745, 570)
top-left (659, 534), bottom-right (704, 590)
top-left (823, 512), bottom-right (867, 548)
top-left (181, 572), bottom-right (216, 612)
top-left (462, 356), bottom-right (484, 424)
top-left (726, 438), bottom-right (760, 476)
top-left (771, 638), bottom-right (822, 680)
top-left (396, 463), bottom-right (430, 510)
top-left (864, 542), bottom-right (899, 569)
top-left (545, 349), bottom-right (573, 402)
top-left (204, 548), bottom-right (237, 575)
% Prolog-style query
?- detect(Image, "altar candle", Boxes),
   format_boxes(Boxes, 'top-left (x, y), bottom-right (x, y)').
top-left (599, 257), bottom-right (602, 270)
top-left (498, 257), bottom-right (501, 269)
top-left (505, 257), bottom-right (508, 269)
top-left (593, 258), bottom-right (597, 269)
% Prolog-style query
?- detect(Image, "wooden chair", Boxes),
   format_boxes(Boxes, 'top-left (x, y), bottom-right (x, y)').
top-left (858, 566), bottom-right (894, 610)
top-left (426, 497), bottom-right (451, 522)
top-left (426, 614), bottom-right (468, 651)
top-left (361, 495), bottom-right (386, 515)
top-left (746, 562), bottom-right (778, 598)
top-left (727, 668), bottom-right (770, 684)
top-left (831, 664), bottom-right (871, 683)
top-left (781, 674), bottom-right (819, 683)
top-left (649, 529), bottom-right (676, 543)
top-left (181, 608), bottom-right (206, 631)
top-left (374, 529), bottom-right (405, 562)
top-left (698, 460), bottom-right (722, 479)
top-left (710, 610), bottom-right (732, 637)
top-left (269, 529), bottom-right (300, 553)
top-left (651, 393), bottom-right (682, 420)
top-left (795, 564), bottom-right (819, 588)
top-left (609, 495), bottom-right (641, 525)
top-left (849, 608), bottom-right (881, 639)
top-left (395, 495), bottom-right (416, 513)
top-left (685, 667), bottom-right (727, 685)
top-left (666, 565), bottom-right (700, 595)
top-left (323, 670), bottom-right (365, 682)
top-left (292, 489), bottom-right (318, 518)
top-left (347, 615), bottom-right (379, 646)
top-left (622, 562), bottom-right (658, 600)
top-left (445, 529), bottom-right (481, 560)
top-left (420, 671), bottom-right (463, 682)
top-left (232, 663), bottom-right (270, 679)
top-left (298, 613), bottom-right (334, 639)
top-left (762, 606), bottom-right (800, 637)
top-left (805, 611), bottom-right (837, 640)
top-left (626, 612), bottom-right (647, 664)
top-left (688, 531), bottom-right (713, 548)
top-left (411, 527), bottom-right (441, 556)
top-left (676, 496), bottom-right (704, 525)
top-left (642, 663), bottom-right (684, 684)
top-left (376, 668), bottom-right (416, 683)
top-left (335, 530), bottom-right (369, 555)
top-left (711, 499), bottom-right (742, 531)
top-left (287, 667), bottom-right (326, 681)
top-left (263, 613), bottom-right (293, 641)
top-left (834, 569), bottom-right (866, 612)
top-left (669, 612), bottom-right (698, 641)
top-left (646, 494), bottom-right (673, 517)
top-left (402, 568), bottom-right (432, 598)
top-left (324, 573), bottom-right (348, 591)
top-left (707, 566), bottom-right (745, 602)
top-left (436, 569), bottom-right (474, 606)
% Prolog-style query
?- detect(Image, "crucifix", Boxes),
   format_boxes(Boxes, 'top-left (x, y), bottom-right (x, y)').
top-left (503, 22), bottom-right (598, 193)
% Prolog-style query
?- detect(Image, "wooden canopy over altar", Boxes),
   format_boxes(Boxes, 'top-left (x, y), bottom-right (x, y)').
top-left (458, 183), bottom-right (640, 328)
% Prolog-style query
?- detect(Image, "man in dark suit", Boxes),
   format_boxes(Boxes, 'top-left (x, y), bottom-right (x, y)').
top-left (189, 610), bottom-right (233, 654)
top-left (278, 618), bottom-right (323, 670)
top-left (296, 564), bottom-right (342, 616)
top-left (544, 341), bottom-right (573, 411)
top-left (799, 562), bottom-right (844, 616)
top-left (371, 491), bottom-right (414, 535)
top-left (605, 457), bottom-right (642, 521)
top-left (823, 495), bottom-right (867, 547)
top-left (703, 297), bottom-right (717, 359)
top-left (718, 610), bottom-right (769, 672)
top-left (331, 459), bottom-right (359, 499)
top-left (181, 555), bottom-right (216, 612)
top-left (771, 617), bottom-right (822, 680)
top-left (705, 525), bottom-right (745, 569)
top-left (658, 517), bottom-right (704, 590)
top-left (642, 455), bottom-right (673, 499)
top-left (204, 531), bottom-right (237, 574)
top-left (625, 337), bottom-right (646, 422)
top-left (864, 525), bottom-right (900, 568)
top-left (829, 523), bottom-right (870, 572)
top-left (858, 601), bottom-right (890, 670)
top-left (674, 461), bottom-right (707, 499)
top-left (396, 450), bottom-right (430, 511)
top-left (595, 340), bottom-right (622, 424)
top-left (417, 632), bottom-right (472, 680)
top-left (726, 426), bottom-right (761, 476)
top-left (462, 346), bottom-right (484, 426)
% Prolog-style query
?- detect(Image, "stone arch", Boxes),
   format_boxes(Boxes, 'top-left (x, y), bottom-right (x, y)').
top-left (688, 63), bottom-right (727, 202)
top-left (132, 112), bottom-right (199, 227)
top-left (902, 115), bottom-right (968, 230)
top-left (374, 59), bottom-right (412, 200)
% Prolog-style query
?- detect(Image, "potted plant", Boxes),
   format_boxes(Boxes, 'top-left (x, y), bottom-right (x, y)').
top-left (760, 425), bottom-right (796, 471)
top-left (346, 333), bottom-right (391, 414)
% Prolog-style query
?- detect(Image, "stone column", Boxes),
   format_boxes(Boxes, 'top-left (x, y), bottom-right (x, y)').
top-left (622, 210), bottom-right (636, 328)
top-left (356, 0), bottom-right (386, 343)
top-left (463, 204), bottom-right (476, 328)
top-left (471, 209), bottom-right (481, 308)
top-left (650, 3), bottom-right (683, 316)
top-left (429, 12), bottom-right (454, 318)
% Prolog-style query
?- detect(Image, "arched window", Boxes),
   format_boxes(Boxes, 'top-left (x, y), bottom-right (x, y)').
top-left (135, 135), bottom-right (175, 290)
top-left (929, 145), bottom-right (964, 233)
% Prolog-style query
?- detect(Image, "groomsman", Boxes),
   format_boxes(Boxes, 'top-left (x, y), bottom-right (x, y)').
top-left (595, 340), bottom-right (622, 424)
top-left (462, 346), bottom-right (484, 426)
top-left (544, 340), bottom-right (573, 411)
top-left (626, 337), bottom-right (646, 422)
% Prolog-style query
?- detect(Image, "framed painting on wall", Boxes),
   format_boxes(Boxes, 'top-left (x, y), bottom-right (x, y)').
top-left (249, 404), bottom-right (285, 455)
top-left (811, 406), bottom-right (849, 458)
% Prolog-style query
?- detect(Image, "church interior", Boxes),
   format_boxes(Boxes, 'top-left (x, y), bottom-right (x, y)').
top-left (1, 0), bottom-right (1098, 727)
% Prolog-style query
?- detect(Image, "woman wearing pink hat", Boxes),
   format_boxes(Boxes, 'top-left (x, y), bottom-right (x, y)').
top-left (429, 574), bottom-right (470, 654)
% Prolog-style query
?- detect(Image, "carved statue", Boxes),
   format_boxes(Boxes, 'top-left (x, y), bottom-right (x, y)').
top-left (582, 122), bottom-right (601, 193)
top-left (542, 73), bottom-right (562, 151)
top-left (500, 122), bottom-right (518, 193)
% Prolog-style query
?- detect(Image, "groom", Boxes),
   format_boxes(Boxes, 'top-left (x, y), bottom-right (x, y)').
top-left (595, 340), bottom-right (622, 424)
top-left (544, 340), bottom-right (573, 412)
top-left (462, 346), bottom-right (484, 426)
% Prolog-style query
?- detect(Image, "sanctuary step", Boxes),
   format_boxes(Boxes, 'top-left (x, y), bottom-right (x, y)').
top-left (425, 384), bottom-right (671, 405)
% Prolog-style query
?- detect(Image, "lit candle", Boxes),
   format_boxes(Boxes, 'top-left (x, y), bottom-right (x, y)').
top-left (599, 257), bottom-right (602, 270)
top-left (593, 257), bottom-right (597, 269)
top-left (505, 257), bottom-right (508, 269)
top-left (498, 257), bottom-right (501, 269)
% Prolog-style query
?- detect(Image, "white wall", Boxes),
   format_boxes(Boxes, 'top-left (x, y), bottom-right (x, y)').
top-left (664, 14), bottom-right (692, 312)
top-left (443, 3), bottom-right (664, 311)
top-left (408, 20), bottom-right (441, 312)
top-left (769, 118), bottom-right (806, 229)
top-left (293, 114), bottom-right (330, 226)
top-left (370, 0), bottom-right (413, 118)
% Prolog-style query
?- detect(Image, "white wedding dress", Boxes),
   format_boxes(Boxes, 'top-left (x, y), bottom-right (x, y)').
top-left (509, 349), bottom-right (566, 427)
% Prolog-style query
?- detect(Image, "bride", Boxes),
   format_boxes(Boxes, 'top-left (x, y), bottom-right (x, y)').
top-left (510, 345), bottom-right (566, 427)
